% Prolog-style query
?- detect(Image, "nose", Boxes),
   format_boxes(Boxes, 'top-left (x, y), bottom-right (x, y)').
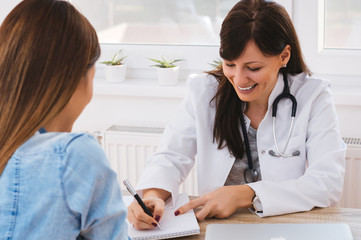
top-left (232, 68), bottom-right (248, 86)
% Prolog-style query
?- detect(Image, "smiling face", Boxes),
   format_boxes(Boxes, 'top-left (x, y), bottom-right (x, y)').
top-left (222, 41), bottom-right (290, 109)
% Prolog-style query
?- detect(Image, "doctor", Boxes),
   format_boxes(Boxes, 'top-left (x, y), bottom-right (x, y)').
top-left (127, 0), bottom-right (346, 230)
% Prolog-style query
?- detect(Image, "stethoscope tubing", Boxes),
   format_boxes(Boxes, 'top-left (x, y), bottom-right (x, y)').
top-left (272, 116), bottom-right (295, 158)
top-left (240, 73), bottom-right (298, 182)
top-left (270, 73), bottom-right (298, 158)
top-left (240, 112), bottom-right (253, 170)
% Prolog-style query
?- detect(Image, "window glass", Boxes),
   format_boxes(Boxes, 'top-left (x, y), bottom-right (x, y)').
top-left (324, 0), bottom-right (361, 49)
top-left (71, 0), bottom-right (238, 45)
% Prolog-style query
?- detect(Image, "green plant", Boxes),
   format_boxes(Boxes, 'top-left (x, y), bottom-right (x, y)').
top-left (101, 50), bottom-right (126, 66)
top-left (148, 56), bottom-right (184, 68)
top-left (209, 58), bottom-right (223, 68)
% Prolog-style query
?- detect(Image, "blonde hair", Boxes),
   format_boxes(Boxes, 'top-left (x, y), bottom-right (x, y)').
top-left (0, 0), bottom-right (100, 174)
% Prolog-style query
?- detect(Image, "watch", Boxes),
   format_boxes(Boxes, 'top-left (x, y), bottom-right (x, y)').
top-left (252, 194), bottom-right (263, 213)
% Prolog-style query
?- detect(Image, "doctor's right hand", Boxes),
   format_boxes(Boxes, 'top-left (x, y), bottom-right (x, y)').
top-left (127, 188), bottom-right (170, 230)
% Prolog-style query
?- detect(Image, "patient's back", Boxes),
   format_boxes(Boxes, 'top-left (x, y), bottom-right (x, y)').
top-left (0, 132), bottom-right (129, 240)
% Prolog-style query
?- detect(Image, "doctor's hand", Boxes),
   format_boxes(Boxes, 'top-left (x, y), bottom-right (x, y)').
top-left (174, 185), bottom-right (255, 221)
top-left (127, 188), bottom-right (170, 230)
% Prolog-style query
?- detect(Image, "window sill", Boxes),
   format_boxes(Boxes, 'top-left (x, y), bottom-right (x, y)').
top-left (93, 77), bottom-right (361, 106)
top-left (94, 78), bottom-right (186, 99)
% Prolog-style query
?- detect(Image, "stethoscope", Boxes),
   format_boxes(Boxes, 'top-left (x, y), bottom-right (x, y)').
top-left (241, 73), bottom-right (300, 183)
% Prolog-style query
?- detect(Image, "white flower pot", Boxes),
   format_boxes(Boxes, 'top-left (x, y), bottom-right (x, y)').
top-left (104, 64), bottom-right (127, 82)
top-left (156, 66), bottom-right (179, 86)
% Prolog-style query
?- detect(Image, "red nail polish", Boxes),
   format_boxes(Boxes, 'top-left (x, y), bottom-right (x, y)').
top-left (155, 215), bottom-right (160, 222)
top-left (174, 210), bottom-right (180, 216)
top-left (152, 223), bottom-right (157, 227)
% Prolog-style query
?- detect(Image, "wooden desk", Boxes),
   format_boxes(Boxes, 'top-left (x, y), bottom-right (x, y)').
top-left (176, 207), bottom-right (361, 240)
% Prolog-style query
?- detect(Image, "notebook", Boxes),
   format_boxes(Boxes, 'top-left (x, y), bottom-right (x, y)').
top-left (205, 223), bottom-right (353, 240)
top-left (123, 193), bottom-right (200, 240)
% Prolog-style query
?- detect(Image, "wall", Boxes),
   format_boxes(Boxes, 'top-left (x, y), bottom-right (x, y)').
top-left (73, 79), bottom-right (185, 132)
top-left (74, 78), bottom-right (361, 139)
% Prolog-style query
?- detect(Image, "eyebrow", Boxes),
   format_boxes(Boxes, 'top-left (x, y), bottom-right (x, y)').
top-left (244, 61), bottom-right (264, 64)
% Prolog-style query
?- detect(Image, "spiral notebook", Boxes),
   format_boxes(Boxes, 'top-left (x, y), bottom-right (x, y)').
top-left (123, 193), bottom-right (200, 240)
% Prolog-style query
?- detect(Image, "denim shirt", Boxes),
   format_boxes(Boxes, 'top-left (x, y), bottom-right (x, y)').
top-left (0, 132), bottom-right (130, 240)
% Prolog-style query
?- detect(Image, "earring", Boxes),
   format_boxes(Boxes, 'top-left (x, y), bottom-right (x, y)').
top-left (282, 64), bottom-right (287, 68)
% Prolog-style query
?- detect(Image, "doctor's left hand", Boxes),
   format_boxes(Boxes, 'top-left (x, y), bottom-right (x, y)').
top-left (174, 185), bottom-right (254, 221)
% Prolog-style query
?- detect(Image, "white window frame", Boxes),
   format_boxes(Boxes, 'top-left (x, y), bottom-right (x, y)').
top-left (293, 0), bottom-right (361, 77)
top-left (96, 0), bottom-right (292, 80)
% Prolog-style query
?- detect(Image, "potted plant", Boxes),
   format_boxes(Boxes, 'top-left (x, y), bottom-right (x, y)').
top-left (209, 58), bottom-right (223, 69)
top-left (149, 57), bottom-right (184, 86)
top-left (101, 50), bottom-right (127, 82)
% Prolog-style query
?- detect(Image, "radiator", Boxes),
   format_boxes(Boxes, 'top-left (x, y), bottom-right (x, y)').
top-left (103, 125), bottom-right (198, 196)
top-left (338, 137), bottom-right (361, 208)
top-left (102, 125), bottom-right (361, 208)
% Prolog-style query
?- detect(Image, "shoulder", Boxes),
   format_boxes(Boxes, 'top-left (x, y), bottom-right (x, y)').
top-left (289, 73), bottom-right (332, 100)
top-left (17, 132), bottom-right (108, 172)
top-left (64, 133), bottom-right (104, 158)
top-left (185, 73), bottom-right (219, 101)
top-left (14, 132), bottom-right (95, 156)
top-left (186, 72), bottom-right (218, 88)
top-left (63, 133), bottom-right (110, 178)
top-left (290, 73), bottom-right (331, 92)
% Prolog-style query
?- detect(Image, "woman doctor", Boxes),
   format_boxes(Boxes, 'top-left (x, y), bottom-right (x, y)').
top-left (128, 0), bottom-right (346, 229)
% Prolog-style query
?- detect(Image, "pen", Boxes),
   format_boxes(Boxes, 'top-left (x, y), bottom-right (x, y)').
top-left (123, 179), bottom-right (162, 230)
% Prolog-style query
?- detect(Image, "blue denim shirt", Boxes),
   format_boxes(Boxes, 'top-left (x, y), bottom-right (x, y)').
top-left (0, 132), bottom-right (130, 240)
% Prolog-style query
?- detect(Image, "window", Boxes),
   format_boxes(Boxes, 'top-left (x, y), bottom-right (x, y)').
top-left (324, 0), bottom-right (361, 50)
top-left (71, 0), bottom-right (237, 45)
top-left (70, 0), bottom-right (292, 78)
top-left (294, 0), bottom-right (361, 76)
top-left (1, 1), bottom-right (293, 78)
top-left (70, 0), bottom-right (240, 78)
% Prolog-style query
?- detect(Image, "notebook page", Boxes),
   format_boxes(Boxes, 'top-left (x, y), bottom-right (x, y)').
top-left (123, 193), bottom-right (200, 240)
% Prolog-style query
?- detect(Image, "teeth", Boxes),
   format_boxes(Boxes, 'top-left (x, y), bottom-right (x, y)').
top-left (238, 84), bottom-right (256, 91)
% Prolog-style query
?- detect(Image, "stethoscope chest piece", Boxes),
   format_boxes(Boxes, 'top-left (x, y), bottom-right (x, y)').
top-left (240, 73), bottom-right (300, 183)
top-left (244, 168), bottom-right (259, 183)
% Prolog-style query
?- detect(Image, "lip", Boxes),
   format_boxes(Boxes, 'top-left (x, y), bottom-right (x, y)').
top-left (237, 83), bottom-right (258, 93)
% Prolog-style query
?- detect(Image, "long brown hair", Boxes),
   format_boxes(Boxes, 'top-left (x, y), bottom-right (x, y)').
top-left (0, 0), bottom-right (100, 174)
top-left (209, 0), bottom-right (310, 160)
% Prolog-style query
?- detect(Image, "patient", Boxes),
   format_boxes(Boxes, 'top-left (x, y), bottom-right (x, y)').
top-left (0, 0), bottom-right (129, 239)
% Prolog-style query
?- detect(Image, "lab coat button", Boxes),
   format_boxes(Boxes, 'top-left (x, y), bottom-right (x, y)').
top-left (261, 150), bottom-right (265, 154)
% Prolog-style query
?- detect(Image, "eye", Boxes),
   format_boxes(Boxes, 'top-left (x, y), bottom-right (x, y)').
top-left (225, 63), bottom-right (235, 67)
top-left (247, 67), bottom-right (261, 72)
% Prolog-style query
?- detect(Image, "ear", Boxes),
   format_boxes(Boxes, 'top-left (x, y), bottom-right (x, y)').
top-left (279, 44), bottom-right (291, 66)
top-left (82, 66), bottom-right (95, 87)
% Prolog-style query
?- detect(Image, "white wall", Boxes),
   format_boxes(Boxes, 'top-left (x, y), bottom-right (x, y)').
top-left (335, 105), bottom-right (361, 138)
top-left (74, 78), bottom-right (361, 139)
top-left (74, 90), bottom-right (183, 132)
top-left (0, 2), bottom-right (20, 23)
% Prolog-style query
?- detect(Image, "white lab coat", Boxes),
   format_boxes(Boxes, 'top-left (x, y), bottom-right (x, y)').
top-left (137, 72), bottom-right (346, 217)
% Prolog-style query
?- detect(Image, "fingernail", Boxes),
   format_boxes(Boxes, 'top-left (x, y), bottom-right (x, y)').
top-left (152, 223), bottom-right (157, 227)
top-left (174, 210), bottom-right (180, 216)
top-left (155, 215), bottom-right (160, 222)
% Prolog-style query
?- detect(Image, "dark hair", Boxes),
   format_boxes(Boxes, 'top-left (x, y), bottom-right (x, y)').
top-left (209, 0), bottom-right (310, 160)
top-left (0, 0), bottom-right (100, 174)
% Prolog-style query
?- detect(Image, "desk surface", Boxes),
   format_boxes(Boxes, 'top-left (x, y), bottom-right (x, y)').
top-left (177, 206), bottom-right (361, 240)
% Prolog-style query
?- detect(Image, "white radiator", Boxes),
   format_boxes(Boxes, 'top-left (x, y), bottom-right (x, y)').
top-left (103, 125), bottom-right (198, 196)
top-left (338, 137), bottom-right (361, 208)
top-left (102, 125), bottom-right (361, 208)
